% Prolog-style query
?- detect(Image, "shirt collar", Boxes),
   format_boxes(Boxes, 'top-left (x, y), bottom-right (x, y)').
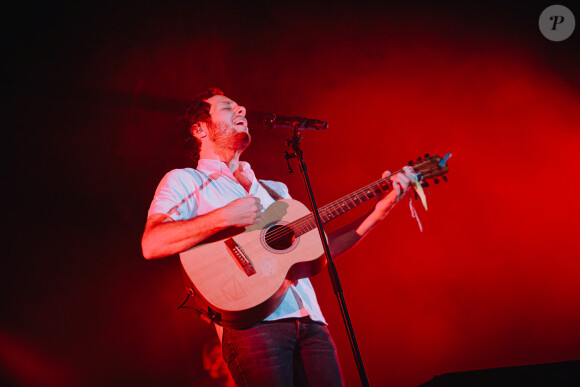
top-left (196, 159), bottom-right (252, 176)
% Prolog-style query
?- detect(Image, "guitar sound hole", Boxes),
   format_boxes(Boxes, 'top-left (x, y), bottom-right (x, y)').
top-left (264, 225), bottom-right (296, 251)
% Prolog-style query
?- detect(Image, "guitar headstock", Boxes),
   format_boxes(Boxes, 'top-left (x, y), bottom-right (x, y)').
top-left (409, 153), bottom-right (451, 186)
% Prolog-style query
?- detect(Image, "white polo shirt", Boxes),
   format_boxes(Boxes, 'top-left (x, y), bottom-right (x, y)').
top-left (147, 159), bottom-right (327, 325)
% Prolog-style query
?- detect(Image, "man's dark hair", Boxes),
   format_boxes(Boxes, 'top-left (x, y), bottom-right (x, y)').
top-left (179, 88), bottom-right (225, 167)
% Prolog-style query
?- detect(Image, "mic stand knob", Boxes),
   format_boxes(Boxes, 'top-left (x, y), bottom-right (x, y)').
top-left (284, 151), bottom-right (295, 173)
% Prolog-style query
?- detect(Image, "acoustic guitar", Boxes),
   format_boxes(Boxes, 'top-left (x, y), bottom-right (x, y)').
top-left (180, 153), bottom-right (451, 328)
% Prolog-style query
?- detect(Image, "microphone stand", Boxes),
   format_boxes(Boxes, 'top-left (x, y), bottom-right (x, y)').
top-left (284, 127), bottom-right (370, 387)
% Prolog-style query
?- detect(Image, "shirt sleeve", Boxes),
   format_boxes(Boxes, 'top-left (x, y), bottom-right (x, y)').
top-left (147, 169), bottom-right (199, 221)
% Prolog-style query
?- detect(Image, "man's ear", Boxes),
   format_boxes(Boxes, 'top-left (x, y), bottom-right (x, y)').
top-left (191, 123), bottom-right (207, 139)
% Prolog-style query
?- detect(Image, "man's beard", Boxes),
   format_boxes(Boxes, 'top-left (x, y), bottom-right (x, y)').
top-left (208, 121), bottom-right (251, 152)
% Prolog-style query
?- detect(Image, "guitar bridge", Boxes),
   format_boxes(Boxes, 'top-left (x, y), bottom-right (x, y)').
top-left (224, 238), bottom-right (256, 276)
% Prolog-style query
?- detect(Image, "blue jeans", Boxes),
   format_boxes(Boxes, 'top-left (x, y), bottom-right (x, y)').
top-left (221, 317), bottom-right (344, 386)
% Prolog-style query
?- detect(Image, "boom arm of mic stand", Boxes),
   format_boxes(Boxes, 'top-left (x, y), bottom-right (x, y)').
top-left (285, 128), bottom-right (370, 387)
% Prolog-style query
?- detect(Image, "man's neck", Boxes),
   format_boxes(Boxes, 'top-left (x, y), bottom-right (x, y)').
top-left (199, 147), bottom-right (242, 174)
top-left (198, 148), bottom-right (252, 192)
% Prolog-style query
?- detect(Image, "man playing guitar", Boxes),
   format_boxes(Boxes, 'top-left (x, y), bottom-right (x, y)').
top-left (141, 88), bottom-right (414, 386)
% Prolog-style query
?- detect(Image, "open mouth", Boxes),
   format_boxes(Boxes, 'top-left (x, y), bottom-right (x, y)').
top-left (233, 118), bottom-right (247, 127)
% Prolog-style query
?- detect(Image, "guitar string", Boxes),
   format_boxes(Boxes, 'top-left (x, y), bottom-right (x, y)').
top-left (240, 175), bottom-right (397, 252)
top-left (238, 174), bottom-right (400, 252)
top-left (241, 161), bottom-right (442, 255)
top-left (242, 178), bottom-right (392, 249)
top-left (240, 192), bottom-right (381, 255)
top-left (244, 159), bottom-right (440, 250)
top-left (239, 161), bottom-right (442, 254)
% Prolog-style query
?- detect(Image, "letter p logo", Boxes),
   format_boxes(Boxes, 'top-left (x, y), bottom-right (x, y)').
top-left (539, 5), bottom-right (575, 41)
top-left (550, 15), bottom-right (565, 30)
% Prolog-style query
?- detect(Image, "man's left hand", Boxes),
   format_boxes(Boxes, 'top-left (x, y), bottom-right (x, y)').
top-left (375, 166), bottom-right (416, 215)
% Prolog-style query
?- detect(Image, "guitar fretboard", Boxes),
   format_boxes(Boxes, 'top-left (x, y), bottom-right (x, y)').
top-left (288, 177), bottom-right (393, 237)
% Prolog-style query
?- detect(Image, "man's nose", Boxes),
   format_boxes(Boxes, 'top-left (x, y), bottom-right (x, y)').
top-left (236, 105), bottom-right (246, 116)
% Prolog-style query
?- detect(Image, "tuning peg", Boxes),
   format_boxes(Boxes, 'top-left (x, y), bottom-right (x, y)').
top-left (408, 160), bottom-right (415, 166)
top-left (424, 153), bottom-right (430, 159)
top-left (421, 181), bottom-right (430, 188)
top-left (416, 157), bottom-right (423, 163)
top-left (442, 176), bottom-right (448, 182)
top-left (434, 178), bottom-right (440, 184)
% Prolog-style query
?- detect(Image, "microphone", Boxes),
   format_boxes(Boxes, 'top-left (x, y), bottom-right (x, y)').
top-left (263, 113), bottom-right (328, 131)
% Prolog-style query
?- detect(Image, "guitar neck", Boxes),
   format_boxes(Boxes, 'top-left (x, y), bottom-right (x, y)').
top-left (286, 153), bottom-right (452, 237)
top-left (289, 177), bottom-right (393, 237)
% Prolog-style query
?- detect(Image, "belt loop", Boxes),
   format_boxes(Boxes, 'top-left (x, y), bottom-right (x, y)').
top-left (295, 318), bottom-right (300, 340)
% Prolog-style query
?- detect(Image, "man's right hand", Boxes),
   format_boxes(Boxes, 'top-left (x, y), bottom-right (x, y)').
top-left (220, 196), bottom-right (263, 227)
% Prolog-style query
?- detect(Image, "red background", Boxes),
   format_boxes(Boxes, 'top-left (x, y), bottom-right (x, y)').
top-left (3, 1), bottom-right (579, 385)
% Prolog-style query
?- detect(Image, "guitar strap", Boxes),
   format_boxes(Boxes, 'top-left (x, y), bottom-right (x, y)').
top-left (258, 180), bottom-right (282, 201)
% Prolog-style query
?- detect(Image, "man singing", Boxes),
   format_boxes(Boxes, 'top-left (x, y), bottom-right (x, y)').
top-left (142, 88), bottom-right (414, 386)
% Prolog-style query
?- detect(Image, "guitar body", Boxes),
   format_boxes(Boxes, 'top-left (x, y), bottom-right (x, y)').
top-left (179, 199), bottom-right (326, 329)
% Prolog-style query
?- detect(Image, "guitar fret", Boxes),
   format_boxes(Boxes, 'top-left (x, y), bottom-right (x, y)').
top-left (290, 177), bottom-right (395, 237)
